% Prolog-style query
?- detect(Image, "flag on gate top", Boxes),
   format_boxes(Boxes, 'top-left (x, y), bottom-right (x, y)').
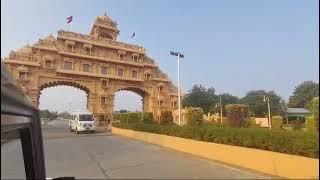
top-left (66, 16), bottom-right (73, 24)
top-left (131, 32), bottom-right (136, 39)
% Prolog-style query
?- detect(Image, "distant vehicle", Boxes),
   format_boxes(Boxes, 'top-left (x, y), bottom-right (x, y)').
top-left (1, 62), bottom-right (75, 179)
top-left (69, 110), bottom-right (97, 134)
top-left (56, 117), bottom-right (64, 121)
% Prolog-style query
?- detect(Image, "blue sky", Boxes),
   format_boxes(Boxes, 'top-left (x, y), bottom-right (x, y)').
top-left (1, 0), bottom-right (319, 112)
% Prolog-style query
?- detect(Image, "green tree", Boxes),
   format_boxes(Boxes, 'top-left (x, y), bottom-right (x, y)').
top-left (160, 111), bottom-right (173, 125)
top-left (58, 111), bottom-right (71, 119)
top-left (226, 104), bottom-right (249, 127)
top-left (185, 107), bottom-right (204, 126)
top-left (40, 109), bottom-right (51, 119)
top-left (288, 81), bottom-right (319, 108)
top-left (40, 109), bottom-right (58, 120)
top-left (212, 93), bottom-right (239, 116)
top-left (240, 90), bottom-right (285, 117)
top-left (182, 84), bottom-right (217, 113)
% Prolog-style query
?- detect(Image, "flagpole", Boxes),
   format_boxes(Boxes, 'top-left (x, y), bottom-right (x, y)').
top-left (70, 20), bottom-right (73, 32)
top-left (220, 96), bottom-right (223, 124)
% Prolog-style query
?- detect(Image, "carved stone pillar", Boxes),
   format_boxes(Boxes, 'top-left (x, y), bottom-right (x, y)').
top-left (95, 93), bottom-right (114, 121)
top-left (142, 94), bottom-right (151, 112)
top-left (26, 88), bottom-right (40, 108)
top-left (87, 93), bottom-right (97, 114)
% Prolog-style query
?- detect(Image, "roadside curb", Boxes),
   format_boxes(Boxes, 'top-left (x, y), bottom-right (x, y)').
top-left (112, 127), bottom-right (319, 179)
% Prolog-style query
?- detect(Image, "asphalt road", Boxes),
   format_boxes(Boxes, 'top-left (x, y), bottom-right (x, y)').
top-left (2, 119), bottom-right (271, 179)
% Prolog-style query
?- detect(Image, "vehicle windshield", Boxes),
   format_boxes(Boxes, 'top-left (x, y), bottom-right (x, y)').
top-left (79, 114), bottom-right (94, 121)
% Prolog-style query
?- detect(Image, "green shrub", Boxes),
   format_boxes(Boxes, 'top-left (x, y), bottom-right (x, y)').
top-left (185, 107), bottom-right (204, 125)
top-left (142, 112), bottom-right (154, 124)
top-left (291, 119), bottom-right (304, 131)
top-left (113, 112), bottom-right (141, 124)
top-left (306, 116), bottom-right (317, 132)
top-left (312, 97), bottom-right (319, 131)
top-left (221, 117), bottom-right (227, 124)
top-left (247, 117), bottom-right (259, 127)
top-left (272, 116), bottom-right (283, 129)
top-left (160, 111), bottom-right (173, 125)
top-left (112, 122), bottom-right (319, 158)
top-left (226, 104), bottom-right (249, 127)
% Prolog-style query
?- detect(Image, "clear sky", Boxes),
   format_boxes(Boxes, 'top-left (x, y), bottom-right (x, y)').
top-left (1, 0), bottom-right (319, 112)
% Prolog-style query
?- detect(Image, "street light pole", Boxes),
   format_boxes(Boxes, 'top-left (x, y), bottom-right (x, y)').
top-left (177, 54), bottom-right (181, 126)
top-left (170, 51), bottom-right (184, 126)
top-left (264, 96), bottom-right (272, 130)
top-left (220, 96), bottom-right (223, 124)
top-left (267, 97), bottom-right (272, 130)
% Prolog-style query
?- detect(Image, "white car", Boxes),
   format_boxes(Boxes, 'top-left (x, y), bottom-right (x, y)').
top-left (69, 110), bottom-right (97, 134)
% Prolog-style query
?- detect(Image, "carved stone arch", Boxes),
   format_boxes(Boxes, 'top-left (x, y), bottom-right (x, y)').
top-left (38, 80), bottom-right (92, 110)
top-left (115, 86), bottom-right (150, 97)
top-left (114, 86), bottom-right (153, 113)
top-left (39, 80), bottom-right (90, 94)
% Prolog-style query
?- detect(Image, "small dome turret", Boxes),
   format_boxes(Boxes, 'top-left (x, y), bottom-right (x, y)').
top-left (90, 12), bottom-right (119, 40)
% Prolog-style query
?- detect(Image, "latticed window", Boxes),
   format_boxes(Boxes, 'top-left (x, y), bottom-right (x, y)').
top-left (19, 72), bottom-right (28, 80)
top-left (101, 97), bottom-right (107, 104)
top-left (132, 70), bottom-right (138, 78)
top-left (101, 80), bottom-right (108, 87)
top-left (101, 67), bottom-right (108, 74)
top-left (64, 61), bottom-right (73, 70)
top-left (172, 101), bottom-right (177, 107)
top-left (84, 47), bottom-right (91, 55)
top-left (118, 69), bottom-right (124, 76)
top-left (132, 56), bottom-right (138, 63)
top-left (83, 64), bottom-right (91, 72)
top-left (45, 60), bottom-right (53, 67)
top-left (67, 44), bottom-right (74, 52)
top-left (158, 86), bottom-right (164, 92)
top-left (119, 54), bottom-right (124, 60)
top-left (158, 101), bottom-right (164, 107)
top-left (145, 73), bottom-right (151, 80)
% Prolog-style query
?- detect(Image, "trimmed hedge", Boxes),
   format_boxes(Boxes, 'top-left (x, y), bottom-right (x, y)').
top-left (142, 112), bottom-right (154, 124)
top-left (160, 111), bottom-right (173, 125)
top-left (113, 122), bottom-right (319, 158)
top-left (291, 119), bottom-right (304, 131)
top-left (226, 104), bottom-right (249, 127)
top-left (248, 117), bottom-right (259, 127)
top-left (306, 116), bottom-right (317, 132)
top-left (272, 116), bottom-right (283, 129)
top-left (313, 97), bottom-right (319, 131)
top-left (306, 97), bottom-right (319, 132)
top-left (185, 107), bottom-right (204, 125)
top-left (113, 112), bottom-right (154, 124)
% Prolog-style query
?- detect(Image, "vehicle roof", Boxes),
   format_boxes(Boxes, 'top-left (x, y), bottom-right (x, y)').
top-left (69, 110), bottom-right (93, 115)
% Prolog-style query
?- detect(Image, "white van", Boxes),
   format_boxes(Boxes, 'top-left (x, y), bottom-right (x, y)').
top-left (69, 110), bottom-right (97, 134)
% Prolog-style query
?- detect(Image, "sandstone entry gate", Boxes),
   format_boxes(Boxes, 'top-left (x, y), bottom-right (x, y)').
top-left (3, 13), bottom-right (179, 122)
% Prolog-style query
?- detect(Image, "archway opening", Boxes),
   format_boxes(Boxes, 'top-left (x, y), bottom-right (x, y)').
top-left (114, 90), bottom-right (143, 113)
top-left (39, 85), bottom-right (88, 126)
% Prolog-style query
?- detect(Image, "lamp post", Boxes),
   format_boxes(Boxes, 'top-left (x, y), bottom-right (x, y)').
top-left (263, 96), bottom-right (272, 130)
top-left (219, 96), bottom-right (223, 124)
top-left (170, 51), bottom-right (184, 126)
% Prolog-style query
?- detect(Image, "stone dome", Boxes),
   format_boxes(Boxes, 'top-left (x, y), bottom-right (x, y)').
top-left (95, 12), bottom-right (117, 27)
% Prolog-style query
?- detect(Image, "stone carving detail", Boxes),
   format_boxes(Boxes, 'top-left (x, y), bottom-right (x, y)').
top-left (3, 13), bottom-right (179, 122)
